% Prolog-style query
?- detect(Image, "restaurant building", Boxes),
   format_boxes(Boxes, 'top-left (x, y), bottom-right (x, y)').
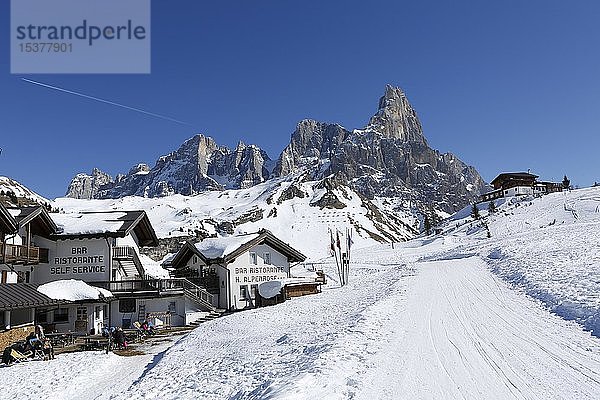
top-left (479, 172), bottom-right (563, 203)
top-left (166, 229), bottom-right (307, 310)
top-left (2, 204), bottom-right (218, 333)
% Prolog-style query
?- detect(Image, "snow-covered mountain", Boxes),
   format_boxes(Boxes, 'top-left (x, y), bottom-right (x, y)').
top-left (56, 172), bottom-right (419, 261)
top-left (274, 86), bottom-right (486, 214)
top-left (65, 85), bottom-right (486, 216)
top-left (0, 176), bottom-right (49, 206)
top-left (66, 136), bottom-right (273, 199)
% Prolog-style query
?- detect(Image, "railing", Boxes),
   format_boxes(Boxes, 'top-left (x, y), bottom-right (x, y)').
top-left (94, 280), bottom-right (159, 293)
top-left (113, 246), bottom-right (136, 259)
top-left (0, 242), bottom-right (44, 264)
top-left (112, 246), bottom-right (145, 278)
top-left (92, 278), bottom-right (217, 310)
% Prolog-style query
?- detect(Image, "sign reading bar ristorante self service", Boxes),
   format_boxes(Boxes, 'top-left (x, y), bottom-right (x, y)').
top-left (50, 246), bottom-right (106, 276)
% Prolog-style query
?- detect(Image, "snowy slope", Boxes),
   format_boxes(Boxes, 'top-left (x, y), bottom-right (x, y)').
top-left (2, 197), bottom-right (600, 399)
top-left (433, 187), bottom-right (600, 336)
top-left (29, 242), bottom-right (597, 400)
top-left (53, 174), bottom-right (419, 260)
top-left (0, 176), bottom-right (49, 205)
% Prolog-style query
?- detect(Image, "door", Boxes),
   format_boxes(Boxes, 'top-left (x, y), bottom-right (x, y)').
top-left (75, 306), bottom-right (88, 333)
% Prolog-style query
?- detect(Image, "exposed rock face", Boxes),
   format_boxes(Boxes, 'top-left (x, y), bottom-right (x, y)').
top-left (273, 120), bottom-right (349, 177)
top-left (274, 84), bottom-right (486, 213)
top-left (65, 85), bottom-right (485, 215)
top-left (367, 85), bottom-right (427, 144)
top-left (66, 135), bottom-right (272, 199)
top-left (65, 168), bottom-right (113, 200)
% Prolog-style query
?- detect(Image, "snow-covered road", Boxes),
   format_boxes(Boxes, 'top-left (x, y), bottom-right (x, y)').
top-left (111, 253), bottom-right (600, 400)
top-left (358, 256), bottom-right (600, 399)
top-left (2, 249), bottom-right (600, 399)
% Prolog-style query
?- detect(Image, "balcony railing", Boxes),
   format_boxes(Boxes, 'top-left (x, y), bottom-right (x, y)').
top-left (92, 278), bottom-right (217, 309)
top-left (113, 246), bottom-right (136, 259)
top-left (112, 246), bottom-right (145, 278)
top-left (0, 242), bottom-right (48, 264)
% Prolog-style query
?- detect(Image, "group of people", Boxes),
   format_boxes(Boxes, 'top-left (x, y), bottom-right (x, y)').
top-left (101, 326), bottom-right (128, 349)
top-left (2, 325), bottom-right (54, 364)
top-left (2, 319), bottom-right (160, 365)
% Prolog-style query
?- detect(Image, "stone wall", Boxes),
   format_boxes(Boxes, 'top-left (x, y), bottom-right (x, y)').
top-left (0, 324), bottom-right (34, 350)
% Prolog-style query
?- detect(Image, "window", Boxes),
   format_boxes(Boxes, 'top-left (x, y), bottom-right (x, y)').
top-left (24, 271), bottom-right (30, 283)
top-left (193, 256), bottom-right (198, 264)
top-left (251, 284), bottom-right (258, 299)
top-left (76, 306), bottom-right (87, 321)
top-left (168, 301), bottom-right (176, 313)
top-left (264, 253), bottom-right (271, 265)
top-left (36, 310), bottom-right (48, 323)
top-left (1, 270), bottom-right (7, 284)
top-left (95, 306), bottom-right (102, 318)
top-left (119, 299), bottom-right (136, 313)
top-left (54, 308), bottom-right (69, 323)
top-left (240, 286), bottom-right (248, 300)
top-left (250, 252), bottom-right (257, 265)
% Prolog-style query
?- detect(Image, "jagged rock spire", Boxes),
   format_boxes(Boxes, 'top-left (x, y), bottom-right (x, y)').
top-left (367, 84), bottom-right (427, 144)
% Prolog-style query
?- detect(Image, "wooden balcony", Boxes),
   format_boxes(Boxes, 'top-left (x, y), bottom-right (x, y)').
top-left (0, 242), bottom-right (48, 264)
top-left (93, 278), bottom-right (217, 309)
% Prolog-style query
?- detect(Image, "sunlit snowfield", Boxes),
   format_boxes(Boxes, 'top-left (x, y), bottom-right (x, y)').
top-left (2, 187), bottom-right (600, 399)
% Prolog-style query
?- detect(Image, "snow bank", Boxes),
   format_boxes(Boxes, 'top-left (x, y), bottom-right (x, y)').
top-left (139, 254), bottom-right (170, 279)
top-left (443, 187), bottom-right (600, 337)
top-left (38, 279), bottom-right (112, 301)
top-left (258, 277), bottom-right (320, 299)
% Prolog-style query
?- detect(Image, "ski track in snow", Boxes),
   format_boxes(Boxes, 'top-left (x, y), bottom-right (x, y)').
top-left (357, 257), bottom-right (600, 399)
top-left (2, 247), bottom-right (600, 399)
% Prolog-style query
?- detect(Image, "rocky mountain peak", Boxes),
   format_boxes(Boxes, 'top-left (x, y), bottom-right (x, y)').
top-left (66, 133), bottom-right (271, 199)
top-left (65, 168), bottom-right (113, 200)
top-left (64, 85), bottom-right (485, 216)
top-left (273, 85), bottom-right (486, 214)
top-left (273, 119), bottom-right (350, 177)
top-left (367, 84), bottom-right (427, 144)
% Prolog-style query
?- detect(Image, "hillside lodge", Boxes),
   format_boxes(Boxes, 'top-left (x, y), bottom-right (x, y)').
top-left (479, 172), bottom-right (563, 203)
top-left (1, 203), bottom-right (316, 343)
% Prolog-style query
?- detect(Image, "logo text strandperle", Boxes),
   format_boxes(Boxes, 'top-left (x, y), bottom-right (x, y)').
top-left (15, 19), bottom-right (147, 46)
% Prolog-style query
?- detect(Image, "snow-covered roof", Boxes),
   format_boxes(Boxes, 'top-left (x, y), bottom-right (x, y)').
top-left (167, 229), bottom-right (306, 268)
top-left (52, 212), bottom-right (130, 235)
top-left (0, 203), bottom-right (18, 234)
top-left (48, 210), bottom-right (159, 246)
top-left (194, 233), bottom-right (261, 259)
top-left (1, 283), bottom-right (65, 311)
top-left (37, 279), bottom-right (113, 302)
top-left (6, 206), bottom-right (59, 237)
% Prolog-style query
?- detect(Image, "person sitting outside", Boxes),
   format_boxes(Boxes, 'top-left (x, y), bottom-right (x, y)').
top-left (140, 320), bottom-right (156, 336)
top-left (113, 327), bottom-right (128, 349)
top-left (25, 325), bottom-right (54, 360)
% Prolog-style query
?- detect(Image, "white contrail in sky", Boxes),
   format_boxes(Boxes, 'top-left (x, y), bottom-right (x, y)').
top-left (21, 78), bottom-right (193, 126)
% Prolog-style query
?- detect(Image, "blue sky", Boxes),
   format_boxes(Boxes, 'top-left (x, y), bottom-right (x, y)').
top-left (1, 1), bottom-right (599, 199)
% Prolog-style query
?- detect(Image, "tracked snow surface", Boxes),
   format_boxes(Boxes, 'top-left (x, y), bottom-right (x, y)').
top-left (2, 188), bottom-right (600, 399)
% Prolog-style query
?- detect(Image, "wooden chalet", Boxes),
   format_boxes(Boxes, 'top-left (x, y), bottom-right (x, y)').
top-left (480, 172), bottom-right (563, 202)
top-left (166, 229), bottom-right (312, 311)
